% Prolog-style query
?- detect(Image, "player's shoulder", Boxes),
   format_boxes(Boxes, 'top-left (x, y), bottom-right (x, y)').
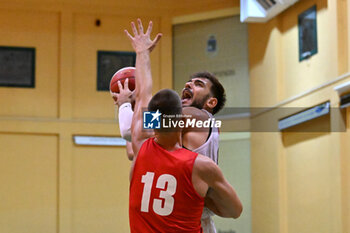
top-left (182, 107), bottom-right (209, 121)
top-left (193, 154), bottom-right (218, 175)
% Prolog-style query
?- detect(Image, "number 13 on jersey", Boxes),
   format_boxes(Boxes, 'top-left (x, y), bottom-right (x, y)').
top-left (141, 172), bottom-right (177, 216)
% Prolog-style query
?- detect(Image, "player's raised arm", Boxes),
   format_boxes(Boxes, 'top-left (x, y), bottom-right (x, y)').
top-left (193, 155), bottom-right (243, 218)
top-left (124, 19), bottom-right (162, 155)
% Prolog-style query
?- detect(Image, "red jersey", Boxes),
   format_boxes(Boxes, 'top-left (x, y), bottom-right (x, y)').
top-left (129, 138), bottom-right (204, 233)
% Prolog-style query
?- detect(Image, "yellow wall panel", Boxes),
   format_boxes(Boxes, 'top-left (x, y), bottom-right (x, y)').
top-left (284, 133), bottom-right (337, 233)
top-left (281, 0), bottom-right (338, 99)
top-left (248, 18), bottom-right (281, 107)
top-left (71, 146), bottom-right (130, 233)
top-left (250, 76), bottom-right (348, 233)
top-left (251, 132), bottom-right (281, 233)
top-left (341, 108), bottom-right (350, 233)
top-left (0, 10), bottom-right (59, 117)
top-left (72, 14), bottom-right (160, 119)
top-left (0, 133), bottom-right (58, 233)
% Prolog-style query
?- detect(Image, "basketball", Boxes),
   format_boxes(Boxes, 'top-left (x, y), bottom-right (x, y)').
top-left (110, 67), bottom-right (136, 93)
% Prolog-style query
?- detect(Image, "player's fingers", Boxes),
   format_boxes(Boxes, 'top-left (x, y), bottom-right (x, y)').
top-left (131, 21), bottom-right (138, 36)
top-left (110, 92), bottom-right (118, 97)
top-left (149, 33), bottom-right (162, 52)
top-left (124, 78), bottom-right (129, 90)
top-left (146, 21), bottom-right (153, 36)
top-left (124, 30), bottom-right (134, 41)
top-left (117, 80), bottom-right (123, 90)
top-left (152, 33), bottom-right (162, 45)
top-left (137, 18), bottom-right (144, 34)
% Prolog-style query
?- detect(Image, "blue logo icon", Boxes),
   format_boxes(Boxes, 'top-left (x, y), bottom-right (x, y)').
top-left (143, 110), bottom-right (161, 129)
top-left (315, 104), bottom-right (325, 113)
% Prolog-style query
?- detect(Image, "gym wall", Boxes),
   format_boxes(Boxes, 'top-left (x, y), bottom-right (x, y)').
top-left (249, 0), bottom-right (350, 233)
top-left (0, 1), bottom-right (237, 233)
top-left (2, 0), bottom-right (349, 233)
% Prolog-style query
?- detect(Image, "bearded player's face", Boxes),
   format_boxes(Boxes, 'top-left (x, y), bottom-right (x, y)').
top-left (181, 78), bottom-right (212, 109)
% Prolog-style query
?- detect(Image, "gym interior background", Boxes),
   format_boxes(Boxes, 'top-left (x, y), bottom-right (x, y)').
top-left (0, 0), bottom-right (349, 233)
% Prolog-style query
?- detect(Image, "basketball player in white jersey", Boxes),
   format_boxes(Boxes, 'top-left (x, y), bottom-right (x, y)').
top-left (112, 20), bottom-right (227, 233)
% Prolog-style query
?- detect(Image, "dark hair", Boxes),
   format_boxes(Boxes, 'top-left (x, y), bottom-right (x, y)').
top-left (148, 88), bottom-right (182, 117)
top-left (190, 71), bottom-right (226, 114)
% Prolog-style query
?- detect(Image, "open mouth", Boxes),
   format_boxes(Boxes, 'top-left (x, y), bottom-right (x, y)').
top-left (181, 88), bottom-right (193, 103)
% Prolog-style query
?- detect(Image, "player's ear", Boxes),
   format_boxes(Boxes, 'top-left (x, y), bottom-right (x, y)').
top-left (206, 97), bottom-right (218, 110)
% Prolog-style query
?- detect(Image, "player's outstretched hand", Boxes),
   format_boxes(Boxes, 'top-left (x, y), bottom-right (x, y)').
top-left (111, 78), bottom-right (134, 107)
top-left (124, 18), bottom-right (162, 53)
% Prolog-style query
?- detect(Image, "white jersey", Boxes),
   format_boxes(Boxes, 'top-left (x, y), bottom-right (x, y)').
top-left (192, 109), bottom-right (219, 233)
top-left (192, 110), bottom-right (219, 164)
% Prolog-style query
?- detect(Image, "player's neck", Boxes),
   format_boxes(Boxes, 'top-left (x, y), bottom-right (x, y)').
top-left (154, 132), bottom-right (182, 151)
top-left (202, 106), bottom-right (213, 115)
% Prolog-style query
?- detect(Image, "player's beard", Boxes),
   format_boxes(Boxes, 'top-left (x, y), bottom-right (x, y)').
top-left (190, 94), bottom-right (210, 110)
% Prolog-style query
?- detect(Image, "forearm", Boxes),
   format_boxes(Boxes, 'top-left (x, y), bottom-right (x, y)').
top-left (204, 190), bottom-right (221, 216)
top-left (135, 51), bottom-right (152, 100)
top-left (198, 158), bottom-right (243, 219)
top-left (131, 51), bottom-right (153, 154)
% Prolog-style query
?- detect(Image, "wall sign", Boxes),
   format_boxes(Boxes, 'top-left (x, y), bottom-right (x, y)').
top-left (206, 35), bottom-right (218, 57)
top-left (298, 5), bottom-right (318, 61)
top-left (0, 46), bottom-right (35, 88)
top-left (97, 51), bottom-right (135, 91)
top-left (207, 35), bottom-right (217, 52)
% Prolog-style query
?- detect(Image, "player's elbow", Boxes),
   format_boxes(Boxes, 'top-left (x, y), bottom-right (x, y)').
top-left (127, 151), bottom-right (134, 161)
top-left (221, 205), bottom-right (242, 219)
top-left (232, 203), bottom-right (243, 219)
top-left (221, 199), bottom-right (243, 219)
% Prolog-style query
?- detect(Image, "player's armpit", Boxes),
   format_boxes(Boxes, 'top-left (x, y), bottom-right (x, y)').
top-left (130, 104), bottom-right (153, 155)
top-left (194, 155), bottom-right (243, 218)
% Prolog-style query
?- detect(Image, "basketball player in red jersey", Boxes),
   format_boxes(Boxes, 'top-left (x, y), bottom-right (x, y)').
top-left (113, 20), bottom-right (231, 232)
top-left (125, 19), bottom-right (242, 232)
